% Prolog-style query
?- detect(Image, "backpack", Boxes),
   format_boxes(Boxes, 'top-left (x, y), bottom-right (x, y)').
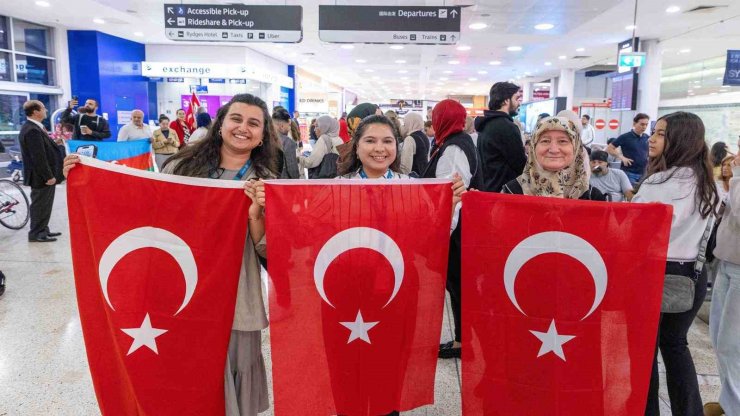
top-left (308, 136), bottom-right (339, 179)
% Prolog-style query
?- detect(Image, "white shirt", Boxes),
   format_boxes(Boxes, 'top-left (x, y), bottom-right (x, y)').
top-left (581, 124), bottom-right (596, 147)
top-left (632, 167), bottom-right (710, 261)
top-left (187, 127), bottom-right (208, 145)
top-left (28, 118), bottom-right (47, 132)
top-left (436, 145), bottom-right (473, 233)
top-left (117, 123), bottom-right (152, 141)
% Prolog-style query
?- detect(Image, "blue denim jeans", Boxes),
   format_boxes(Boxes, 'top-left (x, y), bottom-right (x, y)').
top-left (710, 260), bottom-right (740, 414)
top-left (624, 170), bottom-right (643, 186)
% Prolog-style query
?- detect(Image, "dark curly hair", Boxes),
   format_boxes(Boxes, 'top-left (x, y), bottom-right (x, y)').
top-left (164, 94), bottom-right (278, 178)
top-left (336, 115), bottom-right (401, 176)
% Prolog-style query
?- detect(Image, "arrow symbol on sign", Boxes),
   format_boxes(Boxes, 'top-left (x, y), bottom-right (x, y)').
top-left (451, 35), bottom-right (457, 42)
top-left (167, 18), bottom-right (174, 25)
top-left (166, 7), bottom-right (173, 14)
top-left (450, 9), bottom-right (458, 18)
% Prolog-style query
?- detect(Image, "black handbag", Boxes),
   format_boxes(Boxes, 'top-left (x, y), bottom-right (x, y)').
top-left (660, 217), bottom-right (714, 313)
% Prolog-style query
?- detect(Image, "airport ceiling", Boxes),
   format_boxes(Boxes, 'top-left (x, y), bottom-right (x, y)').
top-left (1, 0), bottom-right (739, 101)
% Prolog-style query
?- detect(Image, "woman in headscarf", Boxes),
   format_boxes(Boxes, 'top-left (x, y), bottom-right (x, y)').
top-left (398, 112), bottom-right (429, 176)
top-left (557, 109), bottom-right (591, 179)
top-left (422, 99), bottom-right (482, 360)
top-left (502, 116), bottom-right (606, 200)
top-left (299, 115), bottom-right (343, 171)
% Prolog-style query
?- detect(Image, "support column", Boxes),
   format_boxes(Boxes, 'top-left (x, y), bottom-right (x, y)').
top-left (557, 69), bottom-right (576, 111)
top-left (636, 39), bottom-right (662, 119)
top-left (522, 81), bottom-right (533, 103)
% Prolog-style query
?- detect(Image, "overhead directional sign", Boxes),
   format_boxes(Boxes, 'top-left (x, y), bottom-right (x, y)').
top-left (318, 5), bottom-right (461, 45)
top-left (164, 4), bottom-right (302, 43)
top-left (618, 52), bottom-right (646, 68)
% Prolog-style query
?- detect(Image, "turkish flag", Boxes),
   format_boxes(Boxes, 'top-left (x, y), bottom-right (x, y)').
top-left (265, 180), bottom-right (452, 415)
top-left (185, 93), bottom-right (200, 130)
top-left (461, 192), bottom-right (672, 415)
top-left (67, 157), bottom-right (249, 415)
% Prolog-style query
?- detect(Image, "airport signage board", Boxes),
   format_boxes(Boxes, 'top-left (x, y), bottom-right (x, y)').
top-left (618, 52), bottom-right (646, 68)
top-left (723, 50), bottom-right (740, 86)
top-left (164, 4), bottom-right (302, 43)
top-left (318, 6), bottom-right (461, 44)
top-left (141, 62), bottom-right (293, 88)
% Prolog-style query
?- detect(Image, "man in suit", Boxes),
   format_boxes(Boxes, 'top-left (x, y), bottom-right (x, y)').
top-left (19, 100), bottom-right (63, 242)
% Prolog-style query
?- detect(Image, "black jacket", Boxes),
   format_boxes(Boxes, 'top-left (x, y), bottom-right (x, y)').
top-left (61, 108), bottom-right (111, 141)
top-left (409, 130), bottom-right (430, 176)
top-left (19, 121), bottom-right (63, 188)
top-left (423, 131), bottom-right (482, 190)
top-left (475, 110), bottom-right (526, 193)
top-left (501, 179), bottom-right (607, 201)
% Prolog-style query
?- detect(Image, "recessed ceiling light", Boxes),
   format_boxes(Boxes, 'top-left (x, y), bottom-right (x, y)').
top-left (93, 18), bottom-right (105, 24)
top-left (469, 22), bottom-right (488, 30)
top-left (679, 48), bottom-right (691, 53)
top-left (468, 77), bottom-right (478, 81)
top-left (544, 62), bottom-right (552, 66)
top-left (133, 31), bottom-right (144, 37)
top-left (694, 80), bottom-right (701, 83)
top-left (341, 44), bottom-right (354, 50)
top-left (448, 60), bottom-right (460, 64)
top-left (524, 71), bottom-right (532, 76)
top-left (395, 59), bottom-right (406, 64)
top-left (625, 25), bottom-right (637, 30)
top-left (558, 55), bottom-right (567, 60)
top-left (688, 90), bottom-right (693, 93)
top-left (390, 45), bottom-right (404, 50)
top-left (711, 92), bottom-right (718, 95)
top-left (534, 23), bottom-right (554, 30)
top-left (439, 77), bottom-right (448, 81)
top-left (398, 70), bottom-right (408, 74)
top-left (507, 46), bottom-right (522, 52)
top-left (457, 45), bottom-right (471, 51)
top-left (355, 59), bottom-right (367, 63)
top-left (716, 77), bottom-right (723, 80)
top-left (35, 1), bottom-right (50, 6)
top-left (400, 76), bottom-right (409, 80)
top-left (576, 47), bottom-right (585, 52)
top-left (372, 76), bottom-right (380, 80)
top-left (489, 60), bottom-right (502, 65)
top-left (443, 70), bottom-right (453, 74)
top-left (364, 69), bottom-right (374, 73)
top-left (478, 70), bottom-right (488, 74)
top-left (666, 5), bottom-right (681, 13)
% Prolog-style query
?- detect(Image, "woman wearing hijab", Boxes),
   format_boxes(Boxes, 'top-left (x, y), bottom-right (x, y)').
top-left (299, 115), bottom-right (343, 172)
top-left (422, 99), bottom-right (482, 359)
top-left (502, 116), bottom-right (606, 200)
top-left (398, 112), bottom-right (430, 176)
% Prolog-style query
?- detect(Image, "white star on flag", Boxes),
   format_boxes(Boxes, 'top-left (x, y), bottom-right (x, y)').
top-left (121, 313), bottom-right (168, 356)
top-left (529, 319), bottom-right (576, 361)
top-left (340, 310), bottom-right (379, 344)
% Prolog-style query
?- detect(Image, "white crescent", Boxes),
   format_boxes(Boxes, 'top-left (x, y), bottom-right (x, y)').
top-left (503, 231), bottom-right (607, 321)
top-left (314, 227), bottom-right (404, 309)
top-left (98, 227), bottom-right (198, 315)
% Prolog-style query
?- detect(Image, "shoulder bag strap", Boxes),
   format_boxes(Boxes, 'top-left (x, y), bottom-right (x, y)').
top-left (695, 215), bottom-right (716, 275)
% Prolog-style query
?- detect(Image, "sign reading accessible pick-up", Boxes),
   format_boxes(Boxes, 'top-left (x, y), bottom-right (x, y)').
top-left (164, 4), bottom-right (302, 43)
top-left (318, 6), bottom-right (461, 44)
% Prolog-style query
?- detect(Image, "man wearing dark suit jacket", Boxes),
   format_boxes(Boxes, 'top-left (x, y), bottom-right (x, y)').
top-left (19, 100), bottom-right (63, 242)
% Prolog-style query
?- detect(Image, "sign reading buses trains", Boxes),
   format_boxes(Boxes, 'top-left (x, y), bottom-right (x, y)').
top-left (164, 4), bottom-right (302, 43)
top-left (318, 6), bottom-right (462, 45)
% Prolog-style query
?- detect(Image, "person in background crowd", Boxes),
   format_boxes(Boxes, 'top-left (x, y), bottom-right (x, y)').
top-left (299, 115), bottom-right (342, 172)
top-left (293, 110), bottom-right (300, 121)
top-left (465, 116), bottom-right (478, 147)
top-left (338, 103), bottom-right (383, 167)
top-left (524, 139), bottom-right (531, 159)
top-left (289, 116), bottom-right (302, 146)
top-left (581, 114), bottom-right (596, 148)
top-left (188, 112), bottom-right (212, 146)
top-left (606, 137), bottom-right (622, 166)
top-left (0, 270), bottom-right (5, 297)
top-left (717, 155), bottom-right (734, 203)
top-left (385, 110), bottom-right (403, 136)
top-left (424, 121), bottom-right (435, 146)
top-left (557, 109), bottom-right (591, 181)
top-left (589, 150), bottom-right (634, 201)
top-left (607, 113), bottom-right (650, 185)
top-left (632, 112), bottom-right (719, 416)
top-left (422, 100), bottom-right (482, 360)
top-left (338, 112), bottom-right (350, 143)
top-left (309, 118), bottom-right (319, 146)
top-left (272, 107), bottom-right (299, 179)
top-left (61, 97), bottom-right (111, 141)
top-left (19, 100), bottom-right (64, 243)
top-left (169, 109), bottom-right (192, 147)
top-left (151, 114), bottom-right (180, 170)
top-left (537, 113), bottom-right (550, 122)
top-left (502, 116), bottom-right (605, 200)
top-left (117, 109), bottom-right (152, 142)
top-left (64, 93), bottom-right (278, 416)
top-left (398, 112), bottom-right (430, 176)
top-left (476, 81), bottom-right (527, 193)
top-left (705, 153), bottom-right (740, 416)
top-left (711, 141), bottom-right (729, 179)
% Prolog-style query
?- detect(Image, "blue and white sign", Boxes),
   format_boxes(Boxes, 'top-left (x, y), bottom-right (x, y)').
top-left (167, 77), bottom-right (185, 82)
top-left (723, 50), bottom-right (740, 86)
top-left (618, 52), bottom-right (646, 68)
top-left (208, 78), bottom-right (226, 84)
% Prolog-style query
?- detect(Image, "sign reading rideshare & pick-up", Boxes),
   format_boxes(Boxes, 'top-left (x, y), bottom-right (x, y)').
top-left (164, 4), bottom-right (302, 43)
top-left (318, 6), bottom-right (461, 45)
top-left (723, 50), bottom-right (740, 86)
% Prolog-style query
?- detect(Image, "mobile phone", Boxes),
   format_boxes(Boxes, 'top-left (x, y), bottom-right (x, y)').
top-left (76, 144), bottom-right (97, 158)
top-left (72, 95), bottom-right (78, 101)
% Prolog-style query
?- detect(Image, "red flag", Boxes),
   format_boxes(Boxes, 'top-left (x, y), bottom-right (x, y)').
top-left (461, 192), bottom-right (671, 415)
top-left (67, 157), bottom-right (249, 415)
top-left (265, 180), bottom-right (452, 415)
top-left (185, 93), bottom-right (200, 130)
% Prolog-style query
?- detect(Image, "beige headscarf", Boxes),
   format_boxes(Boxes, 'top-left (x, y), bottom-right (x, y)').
top-left (402, 112), bottom-right (424, 137)
top-left (516, 116), bottom-right (590, 198)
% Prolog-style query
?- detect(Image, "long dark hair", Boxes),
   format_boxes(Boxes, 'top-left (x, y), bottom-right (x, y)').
top-left (164, 94), bottom-right (278, 178)
top-left (710, 141), bottom-right (728, 167)
top-left (337, 115), bottom-right (401, 176)
top-left (646, 111), bottom-right (718, 218)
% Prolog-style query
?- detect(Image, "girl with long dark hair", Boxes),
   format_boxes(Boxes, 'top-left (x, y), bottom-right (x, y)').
top-left (633, 111), bottom-right (719, 416)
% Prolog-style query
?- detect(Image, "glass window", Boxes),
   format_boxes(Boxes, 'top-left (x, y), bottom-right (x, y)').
top-left (12, 19), bottom-right (52, 56)
top-left (0, 16), bottom-right (9, 50)
top-left (30, 93), bottom-right (54, 130)
top-left (0, 94), bottom-right (27, 132)
top-left (15, 54), bottom-right (54, 85)
top-left (0, 51), bottom-right (11, 81)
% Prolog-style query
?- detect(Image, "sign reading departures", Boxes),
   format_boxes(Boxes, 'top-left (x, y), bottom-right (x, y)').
top-left (318, 6), bottom-right (462, 45)
top-left (163, 4), bottom-right (302, 43)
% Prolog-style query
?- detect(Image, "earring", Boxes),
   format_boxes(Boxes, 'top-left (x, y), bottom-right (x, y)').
top-left (258, 140), bottom-right (263, 147)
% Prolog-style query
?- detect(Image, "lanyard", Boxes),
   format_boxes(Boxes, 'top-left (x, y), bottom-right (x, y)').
top-left (234, 160), bottom-right (252, 181)
top-left (359, 168), bottom-right (393, 179)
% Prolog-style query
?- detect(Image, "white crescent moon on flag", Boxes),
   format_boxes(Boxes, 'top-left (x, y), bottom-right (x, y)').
top-left (503, 231), bottom-right (607, 321)
top-left (314, 227), bottom-right (404, 309)
top-left (98, 227), bottom-right (198, 316)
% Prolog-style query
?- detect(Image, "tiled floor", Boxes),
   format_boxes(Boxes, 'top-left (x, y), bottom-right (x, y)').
top-left (0, 184), bottom-right (720, 415)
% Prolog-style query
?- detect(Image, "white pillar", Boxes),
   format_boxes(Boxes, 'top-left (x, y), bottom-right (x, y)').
top-left (557, 69), bottom-right (576, 110)
top-left (522, 81), bottom-right (532, 103)
top-left (636, 39), bottom-right (662, 119)
top-left (549, 77), bottom-right (559, 97)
